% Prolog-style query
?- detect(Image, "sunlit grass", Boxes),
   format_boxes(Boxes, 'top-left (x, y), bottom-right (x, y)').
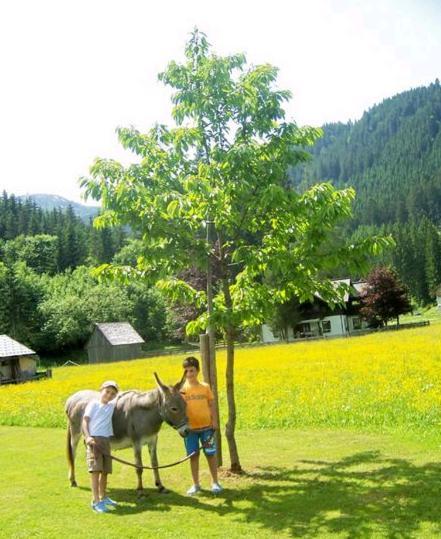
top-left (1, 325), bottom-right (441, 436)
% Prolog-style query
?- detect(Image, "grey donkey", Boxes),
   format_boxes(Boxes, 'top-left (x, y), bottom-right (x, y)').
top-left (65, 372), bottom-right (189, 495)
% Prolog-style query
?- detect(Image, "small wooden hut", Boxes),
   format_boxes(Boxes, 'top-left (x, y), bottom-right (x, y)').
top-left (0, 335), bottom-right (38, 384)
top-left (86, 322), bottom-right (145, 364)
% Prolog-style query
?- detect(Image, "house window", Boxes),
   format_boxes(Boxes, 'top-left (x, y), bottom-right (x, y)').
top-left (295, 322), bottom-right (311, 338)
top-left (352, 317), bottom-right (362, 330)
top-left (322, 320), bottom-right (331, 333)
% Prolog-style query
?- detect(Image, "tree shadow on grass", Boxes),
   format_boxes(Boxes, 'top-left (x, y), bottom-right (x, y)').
top-left (105, 451), bottom-right (441, 537)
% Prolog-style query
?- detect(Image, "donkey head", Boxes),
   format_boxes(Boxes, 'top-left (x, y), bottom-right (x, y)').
top-left (154, 372), bottom-right (189, 437)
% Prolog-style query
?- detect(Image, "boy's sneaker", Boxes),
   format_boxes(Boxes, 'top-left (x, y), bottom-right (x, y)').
top-left (91, 501), bottom-right (109, 513)
top-left (101, 496), bottom-right (117, 507)
top-left (186, 484), bottom-right (201, 496)
top-left (211, 482), bottom-right (223, 494)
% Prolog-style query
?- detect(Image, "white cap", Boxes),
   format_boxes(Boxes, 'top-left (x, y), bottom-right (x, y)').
top-left (100, 380), bottom-right (119, 392)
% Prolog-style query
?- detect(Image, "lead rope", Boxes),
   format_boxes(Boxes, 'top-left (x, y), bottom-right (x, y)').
top-left (107, 449), bottom-right (199, 470)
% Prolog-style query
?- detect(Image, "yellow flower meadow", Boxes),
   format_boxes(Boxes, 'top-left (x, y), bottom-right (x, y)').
top-left (1, 324), bottom-right (440, 431)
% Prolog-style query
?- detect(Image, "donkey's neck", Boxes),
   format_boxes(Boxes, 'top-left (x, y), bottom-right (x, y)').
top-left (135, 388), bottom-right (161, 410)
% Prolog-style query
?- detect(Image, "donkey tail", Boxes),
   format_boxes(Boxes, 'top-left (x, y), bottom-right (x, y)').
top-left (66, 421), bottom-right (77, 487)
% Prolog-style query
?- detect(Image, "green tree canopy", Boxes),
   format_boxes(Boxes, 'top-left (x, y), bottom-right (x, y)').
top-left (81, 30), bottom-right (392, 470)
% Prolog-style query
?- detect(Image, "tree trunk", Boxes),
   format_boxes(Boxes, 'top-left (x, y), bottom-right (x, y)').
top-left (223, 280), bottom-right (242, 473)
top-left (206, 218), bottom-right (222, 466)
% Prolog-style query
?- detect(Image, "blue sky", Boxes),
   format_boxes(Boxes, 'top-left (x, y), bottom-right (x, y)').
top-left (0, 0), bottom-right (440, 202)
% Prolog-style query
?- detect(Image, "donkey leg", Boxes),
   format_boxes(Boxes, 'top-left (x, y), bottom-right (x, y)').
top-left (133, 443), bottom-right (145, 498)
top-left (67, 424), bottom-right (81, 487)
top-left (148, 435), bottom-right (168, 493)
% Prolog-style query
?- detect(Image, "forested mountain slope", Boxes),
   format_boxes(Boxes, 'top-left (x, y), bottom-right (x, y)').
top-left (292, 80), bottom-right (441, 228)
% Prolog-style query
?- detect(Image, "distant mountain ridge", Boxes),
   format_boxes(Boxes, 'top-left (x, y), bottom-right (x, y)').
top-left (18, 194), bottom-right (100, 221)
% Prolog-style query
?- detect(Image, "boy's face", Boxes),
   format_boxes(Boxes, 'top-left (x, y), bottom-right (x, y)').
top-left (184, 366), bottom-right (199, 382)
top-left (100, 387), bottom-right (117, 403)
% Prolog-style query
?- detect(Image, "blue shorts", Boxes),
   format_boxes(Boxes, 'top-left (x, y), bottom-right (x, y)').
top-left (184, 428), bottom-right (217, 456)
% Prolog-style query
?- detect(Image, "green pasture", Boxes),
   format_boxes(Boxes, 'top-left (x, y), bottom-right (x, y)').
top-left (3, 324), bottom-right (441, 537)
top-left (2, 426), bottom-right (441, 538)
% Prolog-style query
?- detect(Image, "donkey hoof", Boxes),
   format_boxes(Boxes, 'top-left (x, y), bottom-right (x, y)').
top-left (158, 486), bottom-right (169, 494)
top-left (70, 481), bottom-right (78, 488)
top-left (136, 490), bottom-right (147, 499)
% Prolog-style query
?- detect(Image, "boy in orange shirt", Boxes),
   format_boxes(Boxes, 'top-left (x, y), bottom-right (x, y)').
top-left (180, 356), bottom-right (223, 495)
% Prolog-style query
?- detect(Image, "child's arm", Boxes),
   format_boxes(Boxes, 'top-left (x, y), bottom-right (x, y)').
top-left (82, 415), bottom-right (94, 446)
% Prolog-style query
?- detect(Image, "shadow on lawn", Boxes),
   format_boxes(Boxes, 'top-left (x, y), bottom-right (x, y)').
top-left (107, 451), bottom-right (441, 537)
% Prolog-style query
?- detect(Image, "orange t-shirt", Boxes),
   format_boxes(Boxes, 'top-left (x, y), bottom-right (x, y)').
top-left (181, 381), bottom-right (214, 430)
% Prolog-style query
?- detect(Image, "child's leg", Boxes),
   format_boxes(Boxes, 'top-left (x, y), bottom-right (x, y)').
top-left (190, 453), bottom-right (200, 486)
top-left (206, 454), bottom-right (218, 483)
top-left (99, 472), bottom-right (108, 500)
top-left (91, 472), bottom-right (100, 503)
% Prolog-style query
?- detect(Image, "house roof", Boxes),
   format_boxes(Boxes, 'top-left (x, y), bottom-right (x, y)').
top-left (94, 323), bottom-right (145, 346)
top-left (352, 281), bottom-right (368, 296)
top-left (0, 335), bottom-right (36, 358)
top-left (314, 279), bottom-right (367, 304)
top-left (331, 279), bottom-right (351, 302)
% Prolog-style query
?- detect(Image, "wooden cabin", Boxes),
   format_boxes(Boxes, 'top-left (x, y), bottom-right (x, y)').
top-left (0, 335), bottom-right (38, 384)
top-left (86, 322), bottom-right (145, 364)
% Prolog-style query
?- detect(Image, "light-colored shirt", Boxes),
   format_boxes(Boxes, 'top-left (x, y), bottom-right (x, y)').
top-left (84, 399), bottom-right (116, 437)
top-left (181, 381), bottom-right (214, 430)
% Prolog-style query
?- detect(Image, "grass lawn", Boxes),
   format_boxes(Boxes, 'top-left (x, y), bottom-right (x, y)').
top-left (401, 305), bottom-right (441, 325)
top-left (2, 426), bottom-right (441, 538)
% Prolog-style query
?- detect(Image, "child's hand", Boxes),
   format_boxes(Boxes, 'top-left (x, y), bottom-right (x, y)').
top-left (86, 436), bottom-right (95, 446)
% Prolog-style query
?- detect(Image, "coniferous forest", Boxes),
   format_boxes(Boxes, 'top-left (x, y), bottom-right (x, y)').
top-left (1, 81), bottom-right (440, 356)
top-left (291, 80), bottom-right (441, 304)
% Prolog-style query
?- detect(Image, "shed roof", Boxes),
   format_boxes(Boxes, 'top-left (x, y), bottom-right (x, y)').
top-left (93, 323), bottom-right (145, 346)
top-left (0, 335), bottom-right (36, 358)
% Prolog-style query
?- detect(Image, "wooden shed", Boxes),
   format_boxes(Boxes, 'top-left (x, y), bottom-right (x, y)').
top-left (0, 335), bottom-right (38, 384)
top-left (86, 322), bottom-right (145, 364)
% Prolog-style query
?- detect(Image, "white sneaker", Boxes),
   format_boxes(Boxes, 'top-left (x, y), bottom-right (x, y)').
top-left (211, 482), bottom-right (223, 494)
top-left (187, 484), bottom-right (201, 496)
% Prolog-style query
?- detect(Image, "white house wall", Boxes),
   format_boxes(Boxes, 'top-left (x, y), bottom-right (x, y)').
top-left (262, 315), bottom-right (348, 343)
top-left (300, 315), bottom-right (348, 337)
top-left (327, 315), bottom-right (348, 336)
top-left (261, 324), bottom-right (296, 342)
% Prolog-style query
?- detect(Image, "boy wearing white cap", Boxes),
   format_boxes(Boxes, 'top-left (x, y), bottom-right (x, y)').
top-left (82, 380), bottom-right (119, 513)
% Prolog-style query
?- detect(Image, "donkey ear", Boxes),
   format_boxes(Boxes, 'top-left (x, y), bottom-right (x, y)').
top-left (174, 371), bottom-right (186, 391)
top-left (154, 372), bottom-right (168, 393)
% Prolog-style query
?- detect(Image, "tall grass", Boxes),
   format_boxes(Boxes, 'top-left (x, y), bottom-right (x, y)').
top-left (1, 325), bottom-right (440, 433)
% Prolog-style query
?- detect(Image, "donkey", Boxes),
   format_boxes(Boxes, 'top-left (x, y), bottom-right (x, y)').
top-left (65, 372), bottom-right (189, 495)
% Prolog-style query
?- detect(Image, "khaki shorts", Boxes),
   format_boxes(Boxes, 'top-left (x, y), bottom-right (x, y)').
top-left (86, 436), bottom-right (112, 474)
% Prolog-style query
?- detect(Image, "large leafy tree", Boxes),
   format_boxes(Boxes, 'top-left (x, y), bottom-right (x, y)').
top-left (81, 30), bottom-right (391, 471)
